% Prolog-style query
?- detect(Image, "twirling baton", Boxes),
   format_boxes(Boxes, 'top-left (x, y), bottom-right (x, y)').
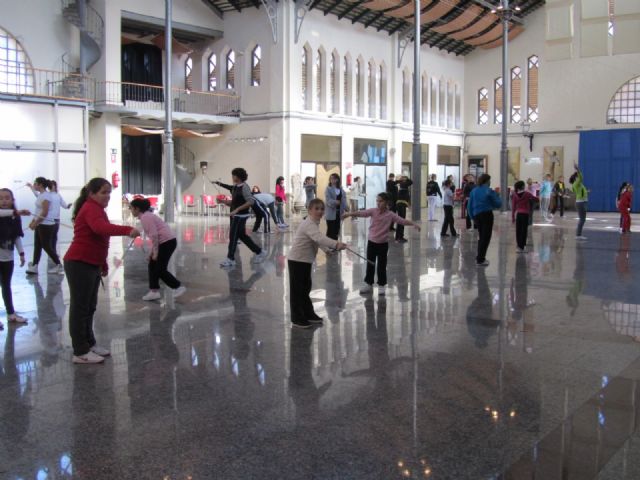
top-left (102, 238), bottom-right (136, 290)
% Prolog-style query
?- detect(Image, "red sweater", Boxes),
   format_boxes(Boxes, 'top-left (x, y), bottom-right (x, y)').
top-left (64, 198), bottom-right (133, 271)
top-left (511, 190), bottom-right (536, 221)
top-left (619, 190), bottom-right (632, 213)
top-left (275, 184), bottom-right (286, 203)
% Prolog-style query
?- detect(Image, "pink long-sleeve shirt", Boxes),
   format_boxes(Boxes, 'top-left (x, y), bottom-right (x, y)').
top-left (139, 211), bottom-right (176, 256)
top-left (353, 208), bottom-right (412, 244)
top-left (511, 190), bottom-right (536, 220)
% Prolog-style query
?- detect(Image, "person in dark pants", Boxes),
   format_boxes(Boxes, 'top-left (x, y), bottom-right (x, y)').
top-left (287, 199), bottom-right (346, 328)
top-left (386, 173), bottom-right (398, 231)
top-left (511, 180), bottom-right (537, 252)
top-left (64, 177), bottom-right (140, 364)
top-left (440, 179), bottom-right (458, 237)
top-left (551, 176), bottom-right (566, 217)
top-left (26, 177), bottom-right (64, 276)
top-left (325, 173), bottom-right (348, 240)
top-left (129, 198), bottom-right (186, 301)
top-left (570, 163), bottom-right (589, 240)
top-left (463, 175), bottom-right (477, 230)
top-left (214, 168), bottom-right (267, 268)
top-left (395, 175), bottom-right (413, 243)
top-left (467, 174), bottom-right (502, 266)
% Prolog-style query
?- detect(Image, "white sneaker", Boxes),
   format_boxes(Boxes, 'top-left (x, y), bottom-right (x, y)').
top-left (91, 345), bottom-right (111, 357)
top-left (251, 250), bottom-right (267, 264)
top-left (576, 235), bottom-right (588, 240)
top-left (26, 262), bottom-right (38, 275)
top-left (48, 264), bottom-right (65, 275)
top-left (359, 284), bottom-right (373, 294)
top-left (73, 351), bottom-right (105, 364)
top-left (378, 285), bottom-right (386, 296)
top-left (142, 290), bottom-right (162, 301)
top-left (220, 258), bottom-right (236, 268)
top-left (173, 286), bottom-right (187, 298)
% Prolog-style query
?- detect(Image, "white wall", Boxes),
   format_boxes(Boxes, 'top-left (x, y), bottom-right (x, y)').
top-left (464, 7), bottom-right (640, 183)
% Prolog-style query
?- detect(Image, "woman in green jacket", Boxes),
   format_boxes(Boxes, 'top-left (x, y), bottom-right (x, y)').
top-left (570, 163), bottom-right (588, 240)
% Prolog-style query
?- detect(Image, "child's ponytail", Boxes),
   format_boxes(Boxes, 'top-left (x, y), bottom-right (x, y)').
top-left (72, 177), bottom-right (111, 222)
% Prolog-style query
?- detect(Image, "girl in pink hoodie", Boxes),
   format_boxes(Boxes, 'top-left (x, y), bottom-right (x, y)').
top-left (512, 180), bottom-right (538, 253)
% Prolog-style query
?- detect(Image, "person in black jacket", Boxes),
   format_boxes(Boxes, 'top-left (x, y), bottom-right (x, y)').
top-left (386, 173), bottom-right (398, 231)
top-left (463, 175), bottom-right (477, 230)
top-left (426, 174), bottom-right (442, 221)
top-left (395, 176), bottom-right (413, 243)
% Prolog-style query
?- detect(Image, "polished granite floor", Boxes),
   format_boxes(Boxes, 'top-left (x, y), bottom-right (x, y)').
top-left (1, 209), bottom-right (640, 479)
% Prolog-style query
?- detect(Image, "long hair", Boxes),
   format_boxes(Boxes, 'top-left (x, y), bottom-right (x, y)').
top-left (275, 176), bottom-right (285, 189)
top-left (72, 178), bottom-right (111, 221)
top-left (329, 173), bottom-right (341, 188)
top-left (0, 188), bottom-right (23, 248)
top-left (34, 177), bottom-right (51, 190)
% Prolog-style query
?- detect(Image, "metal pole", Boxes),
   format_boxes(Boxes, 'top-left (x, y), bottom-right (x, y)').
top-left (499, 0), bottom-right (510, 211)
top-left (411, 0), bottom-right (422, 221)
top-left (163, 0), bottom-right (175, 222)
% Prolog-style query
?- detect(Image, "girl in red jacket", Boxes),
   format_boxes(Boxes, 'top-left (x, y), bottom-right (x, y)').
top-left (64, 178), bottom-right (140, 364)
top-left (512, 180), bottom-right (538, 253)
top-left (619, 184), bottom-right (633, 234)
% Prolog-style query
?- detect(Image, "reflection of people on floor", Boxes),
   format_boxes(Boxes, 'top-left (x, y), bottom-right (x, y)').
top-left (509, 255), bottom-right (536, 353)
top-left (566, 243), bottom-right (585, 317)
top-left (289, 328), bottom-right (330, 421)
top-left (458, 236), bottom-right (477, 290)
top-left (441, 240), bottom-right (456, 295)
top-left (30, 276), bottom-right (65, 366)
top-left (466, 268), bottom-right (500, 348)
top-left (616, 233), bottom-right (631, 280)
top-left (0, 326), bottom-right (32, 459)
top-left (226, 264), bottom-right (263, 360)
top-left (389, 246), bottom-right (409, 301)
top-left (325, 254), bottom-right (348, 322)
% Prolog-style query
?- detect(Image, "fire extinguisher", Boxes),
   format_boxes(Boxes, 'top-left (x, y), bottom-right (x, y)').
top-left (346, 172), bottom-right (352, 187)
top-left (111, 172), bottom-right (120, 188)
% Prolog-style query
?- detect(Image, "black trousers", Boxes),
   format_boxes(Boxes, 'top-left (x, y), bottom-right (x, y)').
top-left (64, 260), bottom-right (101, 356)
top-left (252, 202), bottom-right (272, 233)
top-left (474, 210), bottom-right (494, 263)
top-left (0, 261), bottom-right (15, 315)
top-left (441, 205), bottom-right (457, 235)
top-left (364, 241), bottom-right (389, 286)
top-left (395, 203), bottom-right (407, 240)
top-left (515, 213), bottom-right (529, 249)
top-left (288, 260), bottom-right (316, 323)
top-left (33, 224), bottom-right (61, 265)
top-left (552, 194), bottom-right (564, 216)
top-left (326, 219), bottom-right (341, 240)
top-left (227, 216), bottom-right (261, 260)
top-left (389, 201), bottom-right (397, 230)
top-left (149, 238), bottom-right (181, 290)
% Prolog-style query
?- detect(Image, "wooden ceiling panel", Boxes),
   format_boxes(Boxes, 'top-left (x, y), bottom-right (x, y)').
top-left (432, 5), bottom-right (483, 34)
top-left (479, 25), bottom-right (525, 49)
top-left (463, 23), bottom-right (506, 46)
top-left (417, 0), bottom-right (460, 24)
top-left (361, 0), bottom-right (405, 12)
top-left (385, 0), bottom-right (432, 19)
top-left (448, 14), bottom-right (497, 41)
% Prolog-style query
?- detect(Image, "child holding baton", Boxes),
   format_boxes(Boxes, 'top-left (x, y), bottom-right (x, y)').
top-left (342, 192), bottom-right (420, 296)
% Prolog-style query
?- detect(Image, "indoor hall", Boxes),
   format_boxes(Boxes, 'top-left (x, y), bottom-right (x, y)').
top-left (2, 211), bottom-right (640, 479)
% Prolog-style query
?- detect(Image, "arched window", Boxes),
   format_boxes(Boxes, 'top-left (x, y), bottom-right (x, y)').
top-left (439, 78), bottom-right (445, 126)
top-left (355, 59), bottom-right (362, 116)
top-left (430, 78), bottom-right (437, 126)
top-left (330, 52), bottom-right (337, 113)
top-left (478, 87), bottom-right (489, 125)
top-left (226, 50), bottom-right (235, 90)
top-left (421, 74), bottom-right (429, 124)
top-left (527, 55), bottom-right (539, 122)
top-left (607, 76), bottom-right (640, 124)
top-left (343, 56), bottom-right (350, 115)
top-left (511, 66), bottom-right (522, 123)
top-left (402, 70), bottom-right (411, 122)
top-left (368, 61), bottom-right (375, 119)
top-left (0, 27), bottom-right (34, 94)
top-left (379, 64), bottom-right (387, 120)
top-left (185, 56), bottom-right (193, 90)
top-left (455, 83), bottom-right (461, 129)
top-left (251, 45), bottom-right (261, 87)
top-left (494, 77), bottom-right (503, 124)
top-left (208, 53), bottom-right (218, 91)
top-left (302, 47), bottom-right (308, 109)
top-left (315, 49), bottom-right (323, 111)
top-left (447, 81), bottom-right (454, 128)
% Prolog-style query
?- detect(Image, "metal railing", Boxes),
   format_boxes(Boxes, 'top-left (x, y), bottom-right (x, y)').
top-left (94, 81), bottom-right (241, 117)
top-left (0, 66), bottom-right (93, 102)
top-left (61, 0), bottom-right (104, 49)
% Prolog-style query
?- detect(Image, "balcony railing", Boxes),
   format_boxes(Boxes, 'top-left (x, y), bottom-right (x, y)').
top-left (0, 66), bottom-right (93, 102)
top-left (94, 81), bottom-right (241, 117)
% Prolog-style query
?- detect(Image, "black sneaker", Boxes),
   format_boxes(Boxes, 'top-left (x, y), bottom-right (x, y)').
top-left (308, 317), bottom-right (324, 324)
top-left (396, 238), bottom-right (408, 243)
top-left (292, 320), bottom-right (312, 329)
top-left (441, 233), bottom-right (450, 237)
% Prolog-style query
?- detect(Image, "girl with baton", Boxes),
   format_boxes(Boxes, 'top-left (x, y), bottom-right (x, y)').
top-left (342, 192), bottom-right (420, 296)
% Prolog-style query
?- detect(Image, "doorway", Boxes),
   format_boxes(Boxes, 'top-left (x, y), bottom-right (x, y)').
top-left (301, 134), bottom-right (342, 205)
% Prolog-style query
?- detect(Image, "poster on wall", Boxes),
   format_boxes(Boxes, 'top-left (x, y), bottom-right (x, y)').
top-left (543, 147), bottom-right (564, 181)
top-left (507, 147), bottom-right (521, 186)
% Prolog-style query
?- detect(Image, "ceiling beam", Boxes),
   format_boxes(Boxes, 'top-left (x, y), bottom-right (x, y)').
top-left (377, 16), bottom-right (395, 32)
top-left (324, 0), bottom-right (342, 16)
top-left (365, 11), bottom-right (384, 28)
top-left (201, 0), bottom-right (224, 19)
top-left (227, 0), bottom-right (242, 13)
top-left (309, 0), bottom-right (323, 11)
top-left (350, 9), bottom-right (369, 24)
top-left (338, 1), bottom-right (363, 20)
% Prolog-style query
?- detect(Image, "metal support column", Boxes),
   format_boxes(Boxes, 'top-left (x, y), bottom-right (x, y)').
top-left (163, 0), bottom-right (175, 222)
top-left (498, 0), bottom-right (510, 211)
top-left (411, 0), bottom-right (422, 221)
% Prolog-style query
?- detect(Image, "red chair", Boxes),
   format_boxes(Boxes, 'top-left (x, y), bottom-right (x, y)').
top-left (201, 194), bottom-right (218, 216)
top-left (182, 194), bottom-right (198, 215)
top-left (215, 195), bottom-right (231, 217)
top-left (147, 196), bottom-right (159, 210)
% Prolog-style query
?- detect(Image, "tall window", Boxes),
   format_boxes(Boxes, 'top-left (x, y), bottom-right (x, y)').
top-left (208, 53), bottom-right (218, 91)
top-left (527, 55), bottom-right (539, 122)
top-left (343, 56), bottom-right (350, 115)
top-left (185, 56), bottom-right (193, 90)
top-left (0, 27), bottom-right (34, 94)
top-left (251, 45), bottom-right (261, 87)
top-left (403, 70), bottom-right (411, 122)
top-left (439, 79), bottom-right (445, 126)
top-left (607, 76), bottom-right (640, 124)
top-left (430, 78), bottom-right (437, 126)
top-left (455, 83), bottom-right (461, 129)
top-left (302, 48), bottom-right (308, 109)
top-left (355, 59), bottom-right (362, 116)
top-left (379, 64), bottom-right (387, 120)
top-left (478, 88), bottom-right (489, 125)
top-left (368, 62), bottom-right (375, 119)
top-left (494, 77), bottom-right (503, 124)
top-left (330, 53), bottom-right (337, 113)
top-left (511, 66), bottom-right (522, 123)
top-left (226, 50), bottom-right (235, 90)
top-left (447, 81), bottom-right (454, 128)
top-left (608, 0), bottom-right (615, 37)
top-left (422, 75), bottom-right (429, 124)
top-left (315, 50), bottom-right (322, 111)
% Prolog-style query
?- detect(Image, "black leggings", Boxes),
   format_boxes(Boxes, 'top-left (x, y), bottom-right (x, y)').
top-left (364, 241), bottom-right (389, 286)
top-left (395, 203), bottom-right (407, 240)
top-left (149, 239), bottom-right (181, 290)
top-left (33, 224), bottom-right (60, 265)
top-left (64, 260), bottom-right (101, 356)
top-left (0, 261), bottom-right (15, 315)
top-left (227, 216), bottom-right (261, 260)
top-left (441, 205), bottom-right (457, 235)
top-left (515, 213), bottom-right (529, 249)
top-left (326, 219), bottom-right (341, 240)
top-left (288, 260), bottom-right (315, 323)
